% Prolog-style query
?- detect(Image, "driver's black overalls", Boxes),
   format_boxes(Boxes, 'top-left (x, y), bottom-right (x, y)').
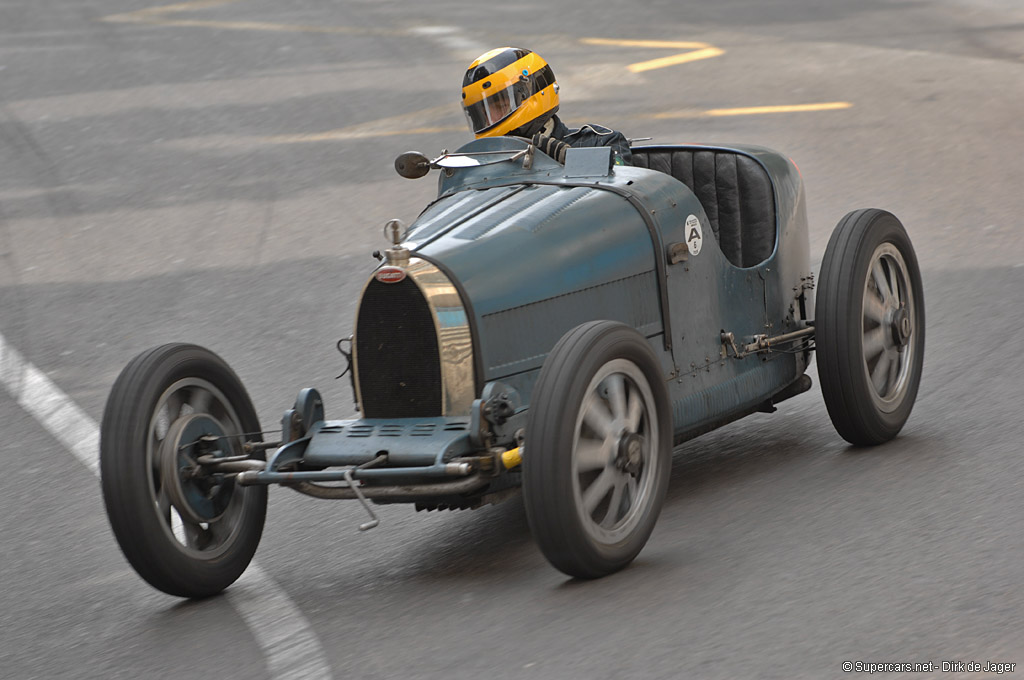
top-left (546, 115), bottom-right (633, 166)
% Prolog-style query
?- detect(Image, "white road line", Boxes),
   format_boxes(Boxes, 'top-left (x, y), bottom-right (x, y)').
top-left (0, 331), bottom-right (333, 680)
top-left (230, 564), bottom-right (334, 680)
top-left (0, 333), bottom-right (100, 475)
top-left (410, 25), bottom-right (488, 60)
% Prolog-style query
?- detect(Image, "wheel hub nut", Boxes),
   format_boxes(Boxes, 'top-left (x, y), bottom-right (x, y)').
top-left (617, 432), bottom-right (645, 475)
top-left (891, 305), bottom-right (912, 348)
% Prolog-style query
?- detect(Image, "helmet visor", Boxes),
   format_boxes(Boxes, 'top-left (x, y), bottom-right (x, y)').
top-left (464, 84), bottom-right (525, 135)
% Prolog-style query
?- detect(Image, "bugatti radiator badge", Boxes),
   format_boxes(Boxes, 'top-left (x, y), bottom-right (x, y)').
top-left (375, 266), bottom-right (406, 283)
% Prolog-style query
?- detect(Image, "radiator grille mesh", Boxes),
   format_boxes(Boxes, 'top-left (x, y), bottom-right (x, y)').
top-left (356, 278), bottom-right (441, 418)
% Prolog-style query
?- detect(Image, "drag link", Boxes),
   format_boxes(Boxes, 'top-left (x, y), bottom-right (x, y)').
top-left (195, 454), bottom-right (267, 473)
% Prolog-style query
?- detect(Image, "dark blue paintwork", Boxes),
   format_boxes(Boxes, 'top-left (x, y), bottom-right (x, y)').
top-left (407, 137), bottom-right (812, 441)
top-left (262, 136), bottom-right (817, 479)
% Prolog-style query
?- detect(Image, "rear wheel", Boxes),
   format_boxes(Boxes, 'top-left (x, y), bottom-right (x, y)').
top-left (100, 344), bottom-right (267, 598)
top-left (523, 321), bottom-right (671, 578)
top-left (816, 209), bottom-right (925, 445)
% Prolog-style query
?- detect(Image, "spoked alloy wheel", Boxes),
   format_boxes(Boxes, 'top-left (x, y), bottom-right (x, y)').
top-left (572, 360), bottom-right (660, 547)
top-left (861, 244), bottom-right (917, 411)
top-left (524, 321), bottom-right (671, 579)
top-left (816, 209), bottom-right (925, 445)
top-left (152, 378), bottom-right (248, 556)
top-left (100, 344), bottom-right (267, 598)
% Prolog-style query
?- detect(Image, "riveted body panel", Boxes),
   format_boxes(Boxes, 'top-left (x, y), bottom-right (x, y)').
top-left (383, 137), bottom-right (812, 438)
top-left (296, 135), bottom-right (816, 485)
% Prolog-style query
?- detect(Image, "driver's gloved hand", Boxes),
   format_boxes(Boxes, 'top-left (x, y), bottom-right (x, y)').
top-left (532, 133), bottom-right (569, 164)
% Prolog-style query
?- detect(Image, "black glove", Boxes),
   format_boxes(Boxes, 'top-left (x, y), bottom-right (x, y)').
top-left (532, 133), bottom-right (569, 164)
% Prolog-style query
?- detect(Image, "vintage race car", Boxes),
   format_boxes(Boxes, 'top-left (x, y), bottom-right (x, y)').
top-left (100, 136), bottom-right (925, 598)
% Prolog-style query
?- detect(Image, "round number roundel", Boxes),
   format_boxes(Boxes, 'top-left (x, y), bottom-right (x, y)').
top-left (685, 214), bottom-right (703, 256)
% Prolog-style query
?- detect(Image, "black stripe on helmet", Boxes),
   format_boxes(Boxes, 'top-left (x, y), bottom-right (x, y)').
top-left (528, 64), bottom-right (556, 94)
top-left (463, 48), bottom-right (533, 87)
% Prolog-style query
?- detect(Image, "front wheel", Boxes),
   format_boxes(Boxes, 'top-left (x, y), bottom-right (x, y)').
top-left (523, 321), bottom-right (672, 579)
top-left (816, 209), bottom-right (925, 445)
top-left (100, 344), bottom-right (267, 598)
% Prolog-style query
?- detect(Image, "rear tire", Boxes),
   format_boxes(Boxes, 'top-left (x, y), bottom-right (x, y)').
top-left (100, 344), bottom-right (267, 598)
top-left (816, 209), bottom-right (925, 445)
top-left (523, 321), bottom-right (672, 578)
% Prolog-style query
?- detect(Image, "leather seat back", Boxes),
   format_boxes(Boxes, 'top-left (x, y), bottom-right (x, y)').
top-left (632, 147), bottom-right (776, 268)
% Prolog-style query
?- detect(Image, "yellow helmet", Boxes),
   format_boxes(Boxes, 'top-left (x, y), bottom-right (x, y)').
top-left (461, 47), bottom-right (559, 138)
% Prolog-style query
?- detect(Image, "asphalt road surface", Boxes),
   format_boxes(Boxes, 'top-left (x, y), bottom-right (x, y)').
top-left (2, 1), bottom-right (1023, 678)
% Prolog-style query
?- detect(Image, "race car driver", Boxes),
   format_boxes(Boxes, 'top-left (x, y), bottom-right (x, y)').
top-left (461, 47), bottom-right (633, 166)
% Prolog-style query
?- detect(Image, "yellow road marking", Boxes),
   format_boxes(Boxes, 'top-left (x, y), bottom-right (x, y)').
top-left (102, 0), bottom-right (402, 35)
top-left (262, 104), bottom-right (461, 143)
top-left (105, 7), bottom-right (724, 66)
top-left (123, 0), bottom-right (240, 14)
top-left (267, 126), bottom-right (462, 144)
top-left (701, 102), bottom-right (853, 117)
top-left (129, 18), bottom-right (400, 35)
top-left (254, 102), bottom-right (852, 144)
top-left (581, 37), bottom-right (725, 72)
top-left (628, 48), bottom-right (726, 72)
top-left (652, 102), bottom-right (853, 119)
top-left (102, 0), bottom-right (242, 23)
top-left (101, 7), bottom-right (844, 138)
top-left (582, 38), bottom-right (714, 50)
top-left (174, 97), bottom-right (852, 146)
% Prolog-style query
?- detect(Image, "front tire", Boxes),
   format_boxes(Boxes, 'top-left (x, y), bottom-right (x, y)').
top-left (523, 321), bottom-right (672, 579)
top-left (100, 344), bottom-right (267, 598)
top-left (816, 209), bottom-right (925, 445)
